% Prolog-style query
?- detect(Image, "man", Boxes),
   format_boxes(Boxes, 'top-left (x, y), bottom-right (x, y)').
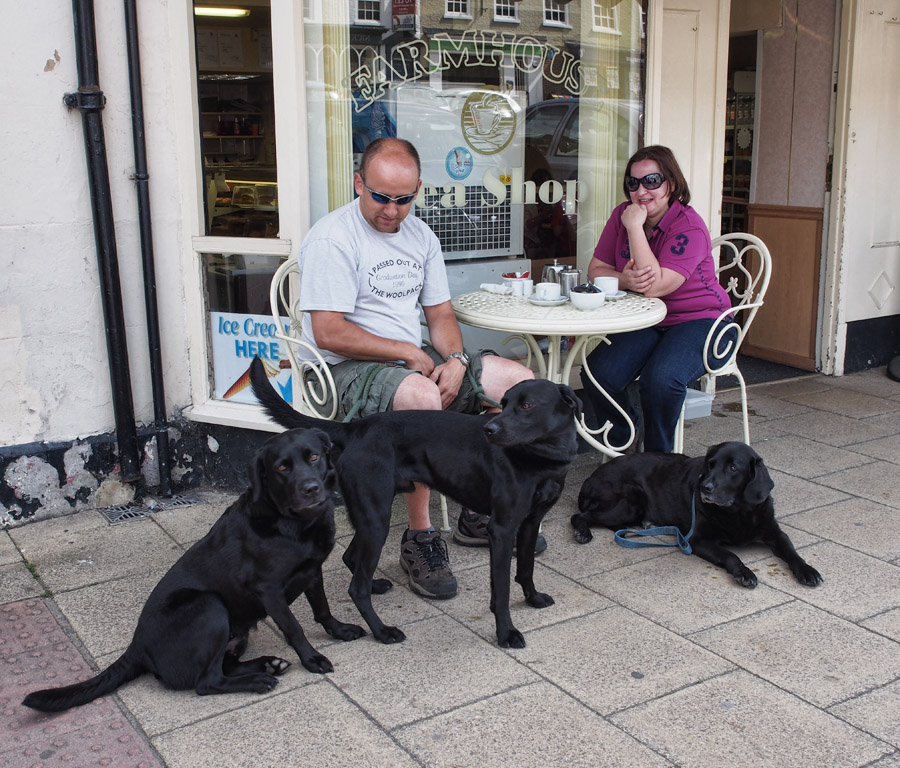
top-left (296, 137), bottom-right (540, 600)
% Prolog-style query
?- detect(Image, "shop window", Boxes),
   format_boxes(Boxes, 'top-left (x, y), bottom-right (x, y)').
top-left (593, 2), bottom-right (620, 34)
top-left (355, 0), bottom-right (381, 24)
top-left (445, 0), bottom-right (471, 18)
top-left (494, 0), bottom-right (519, 23)
top-left (301, 0), bottom-right (647, 302)
top-left (543, 0), bottom-right (569, 27)
top-left (193, 1), bottom-right (278, 239)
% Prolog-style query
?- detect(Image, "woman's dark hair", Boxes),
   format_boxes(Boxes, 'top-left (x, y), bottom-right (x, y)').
top-left (623, 145), bottom-right (691, 206)
top-left (359, 138), bottom-right (421, 178)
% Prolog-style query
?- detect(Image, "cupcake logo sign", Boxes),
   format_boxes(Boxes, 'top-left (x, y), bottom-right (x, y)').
top-left (461, 92), bottom-right (516, 156)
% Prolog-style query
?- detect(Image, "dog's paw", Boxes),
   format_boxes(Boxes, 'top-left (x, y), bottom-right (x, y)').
top-left (497, 628), bottom-right (526, 649)
top-left (733, 566), bottom-right (758, 588)
top-left (793, 563), bottom-right (823, 586)
top-left (265, 657), bottom-right (291, 676)
top-left (374, 626), bottom-right (406, 644)
top-left (570, 515), bottom-right (593, 544)
top-left (328, 620), bottom-right (366, 641)
top-left (572, 528), bottom-right (593, 544)
top-left (371, 577), bottom-right (393, 595)
top-left (526, 591), bottom-right (555, 609)
top-left (301, 653), bottom-right (334, 674)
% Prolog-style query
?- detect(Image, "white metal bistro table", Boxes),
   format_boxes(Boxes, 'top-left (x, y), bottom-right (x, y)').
top-left (452, 290), bottom-right (667, 457)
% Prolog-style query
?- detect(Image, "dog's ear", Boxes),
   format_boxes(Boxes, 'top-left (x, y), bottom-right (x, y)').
top-left (744, 456), bottom-right (774, 505)
top-left (311, 428), bottom-right (332, 456)
top-left (557, 384), bottom-right (583, 417)
top-left (248, 451), bottom-right (268, 504)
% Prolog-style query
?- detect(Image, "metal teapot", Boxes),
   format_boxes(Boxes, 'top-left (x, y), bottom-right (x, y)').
top-left (559, 267), bottom-right (583, 297)
top-left (541, 259), bottom-right (566, 284)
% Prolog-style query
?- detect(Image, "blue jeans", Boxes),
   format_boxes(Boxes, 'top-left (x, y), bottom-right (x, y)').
top-left (580, 318), bottom-right (736, 453)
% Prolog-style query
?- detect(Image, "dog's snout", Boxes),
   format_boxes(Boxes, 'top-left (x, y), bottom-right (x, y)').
top-left (302, 479), bottom-right (322, 497)
top-left (483, 421), bottom-right (500, 437)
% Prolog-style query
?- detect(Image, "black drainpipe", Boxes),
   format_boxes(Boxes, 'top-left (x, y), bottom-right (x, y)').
top-left (64, 0), bottom-right (141, 482)
top-left (123, 0), bottom-right (172, 496)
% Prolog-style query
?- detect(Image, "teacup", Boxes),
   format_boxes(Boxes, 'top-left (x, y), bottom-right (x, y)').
top-left (594, 276), bottom-right (619, 295)
top-left (535, 282), bottom-right (562, 301)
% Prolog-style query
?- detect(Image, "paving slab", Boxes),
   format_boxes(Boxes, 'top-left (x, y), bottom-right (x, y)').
top-left (761, 540), bottom-right (900, 622)
top-left (691, 600), bottom-right (900, 707)
top-left (830, 678), bottom-right (900, 750)
top-left (585, 551), bottom-right (793, 634)
top-left (322, 614), bottom-right (537, 731)
top-left (393, 681), bottom-right (672, 768)
top-left (609, 670), bottom-right (893, 768)
top-left (515, 605), bottom-right (734, 714)
top-left (151, 681), bottom-right (419, 768)
top-left (816, 460), bottom-right (900, 509)
top-left (752, 434), bottom-right (873, 479)
top-left (786, 496), bottom-right (900, 562)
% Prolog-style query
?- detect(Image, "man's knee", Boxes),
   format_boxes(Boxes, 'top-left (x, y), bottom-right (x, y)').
top-left (392, 374), bottom-right (442, 411)
top-left (479, 355), bottom-right (534, 402)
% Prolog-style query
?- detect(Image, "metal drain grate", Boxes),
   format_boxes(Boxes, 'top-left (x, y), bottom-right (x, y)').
top-left (99, 503), bottom-right (153, 525)
top-left (98, 494), bottom-right (202, 525)
top-left (145, 493), bottom-right (202, 511)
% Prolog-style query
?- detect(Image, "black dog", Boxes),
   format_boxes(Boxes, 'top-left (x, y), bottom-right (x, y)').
top-left (23, 428), bottom-right (364, 713)
top-left (571, 441), bottom-right (823, 588)
top-left (249, 356), bottom-right (581, 649)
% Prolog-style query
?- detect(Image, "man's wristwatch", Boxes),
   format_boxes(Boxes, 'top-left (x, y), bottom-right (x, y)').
top-left (445, 351), bottom-right (470, 368)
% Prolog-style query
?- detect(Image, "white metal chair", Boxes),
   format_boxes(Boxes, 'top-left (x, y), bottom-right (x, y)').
top-left (673, 232), bottom-right (772, 453)
top-left (268, 259), bottom-right (452, 531)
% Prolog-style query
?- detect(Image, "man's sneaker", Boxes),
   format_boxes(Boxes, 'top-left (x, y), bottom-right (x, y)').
top-left (400, 530), bottom-right (458, 599)
top-left (453, 508), bottom-right (548, 556)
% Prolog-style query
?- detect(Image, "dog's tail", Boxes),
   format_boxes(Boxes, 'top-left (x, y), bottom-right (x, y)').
top-left (249, 355), bottom-right (326, 432)
top-left (22, 648), bottom-right (144, 712)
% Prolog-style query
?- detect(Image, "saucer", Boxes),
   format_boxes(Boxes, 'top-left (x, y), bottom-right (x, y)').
top-left (528, 296), bottom-right (568, 307)
top-left (604, 290), bottom-right (627, 300)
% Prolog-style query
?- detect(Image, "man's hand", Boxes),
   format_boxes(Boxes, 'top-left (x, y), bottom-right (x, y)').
top-left (430, 359), bottom-right (465, 409)
top-left (403, 346), bottom-right (437, 376)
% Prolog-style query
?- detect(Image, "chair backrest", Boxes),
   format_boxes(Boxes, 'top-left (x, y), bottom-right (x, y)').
top-left (703, 232), bottom-right (772, 376)
top-left (269, 259), bottom-right (339, 420)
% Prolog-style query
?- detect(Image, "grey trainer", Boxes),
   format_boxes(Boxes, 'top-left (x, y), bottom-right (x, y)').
top-left (399, 530), bottom-right (458, 599)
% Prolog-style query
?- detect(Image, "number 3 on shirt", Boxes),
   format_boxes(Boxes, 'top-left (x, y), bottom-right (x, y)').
top-left (670, 234), bottom-right (689, 256)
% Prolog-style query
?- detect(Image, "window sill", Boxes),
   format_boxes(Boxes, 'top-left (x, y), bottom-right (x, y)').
top-left (184, 399), bottom-right (283, 433)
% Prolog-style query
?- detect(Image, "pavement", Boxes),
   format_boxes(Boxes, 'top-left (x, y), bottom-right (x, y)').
top-left (2, 367), bottom-right (900, 768)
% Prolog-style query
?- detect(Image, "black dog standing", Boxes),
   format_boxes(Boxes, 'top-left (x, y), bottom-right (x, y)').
top-left (23, 428), bottom-right (364, 713)
top-left (572, 441), bottom-right (823, 589)
top-left (249, 356), bottom-right (582, 649)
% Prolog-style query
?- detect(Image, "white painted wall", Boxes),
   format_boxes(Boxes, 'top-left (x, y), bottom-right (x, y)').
top-left (0, 0), bottom-right (192, 446)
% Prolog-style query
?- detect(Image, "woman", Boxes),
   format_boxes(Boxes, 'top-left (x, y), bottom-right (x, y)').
top-left (581, 145), bottom-right (733, 453)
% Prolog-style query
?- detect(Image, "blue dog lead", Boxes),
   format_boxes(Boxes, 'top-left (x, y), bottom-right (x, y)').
top-left (613, 487), bottom-right (698, 555)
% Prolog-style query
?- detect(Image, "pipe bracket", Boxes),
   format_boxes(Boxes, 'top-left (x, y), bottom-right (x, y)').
top-left (63, 87), bottom-right (107, 112)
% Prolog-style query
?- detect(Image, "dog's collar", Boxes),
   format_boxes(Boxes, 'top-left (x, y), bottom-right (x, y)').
top-left (614, 485), bottom-right (698, 555)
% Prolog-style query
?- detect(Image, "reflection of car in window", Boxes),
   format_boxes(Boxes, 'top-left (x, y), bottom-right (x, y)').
top-left (524, 98), bottom-right (643, 185)
top-left (523, 98), bottom-right (643, 262)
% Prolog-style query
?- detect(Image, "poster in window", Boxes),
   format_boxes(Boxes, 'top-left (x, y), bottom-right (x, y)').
top-left (392, 0), bottom-right (418, 33)
top-left (210, 312), bottom-right (292, 404)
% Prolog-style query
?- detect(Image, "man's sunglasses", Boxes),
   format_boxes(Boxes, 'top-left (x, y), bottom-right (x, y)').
top-left (362, 182), bottom-right (418, 206)
top-left (625, 173), bottom-right (666, 192)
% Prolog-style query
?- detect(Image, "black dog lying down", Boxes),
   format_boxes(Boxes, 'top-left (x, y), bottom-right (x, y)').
top-left (23, 428), bottom-right (364, 713)
top-left (571, 441), bottom-right (823, 589)
top-left (250, 356), bottom-right (581, 649)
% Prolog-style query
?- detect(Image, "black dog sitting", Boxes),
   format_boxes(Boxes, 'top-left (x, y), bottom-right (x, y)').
top-left (23, 428), bottom-right (364, 713)
top-left (571, 441), bottom-right (823, 589)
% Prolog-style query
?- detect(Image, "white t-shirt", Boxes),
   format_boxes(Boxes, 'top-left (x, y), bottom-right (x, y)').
top-left (297, 198), bottom-right (450, 365)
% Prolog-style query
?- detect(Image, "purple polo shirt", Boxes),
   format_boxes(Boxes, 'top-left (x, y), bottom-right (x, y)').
top-left (593, 200), bottom-right (730, 326)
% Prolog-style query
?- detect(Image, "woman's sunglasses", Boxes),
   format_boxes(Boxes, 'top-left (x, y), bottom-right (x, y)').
top-left (362, 182), bottom-right (418, 206)
top-left (625, 173), bottom-right (666, 192)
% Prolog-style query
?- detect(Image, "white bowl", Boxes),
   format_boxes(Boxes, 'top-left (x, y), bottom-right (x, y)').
top-left (569, 289), bottom-right (606, 311)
